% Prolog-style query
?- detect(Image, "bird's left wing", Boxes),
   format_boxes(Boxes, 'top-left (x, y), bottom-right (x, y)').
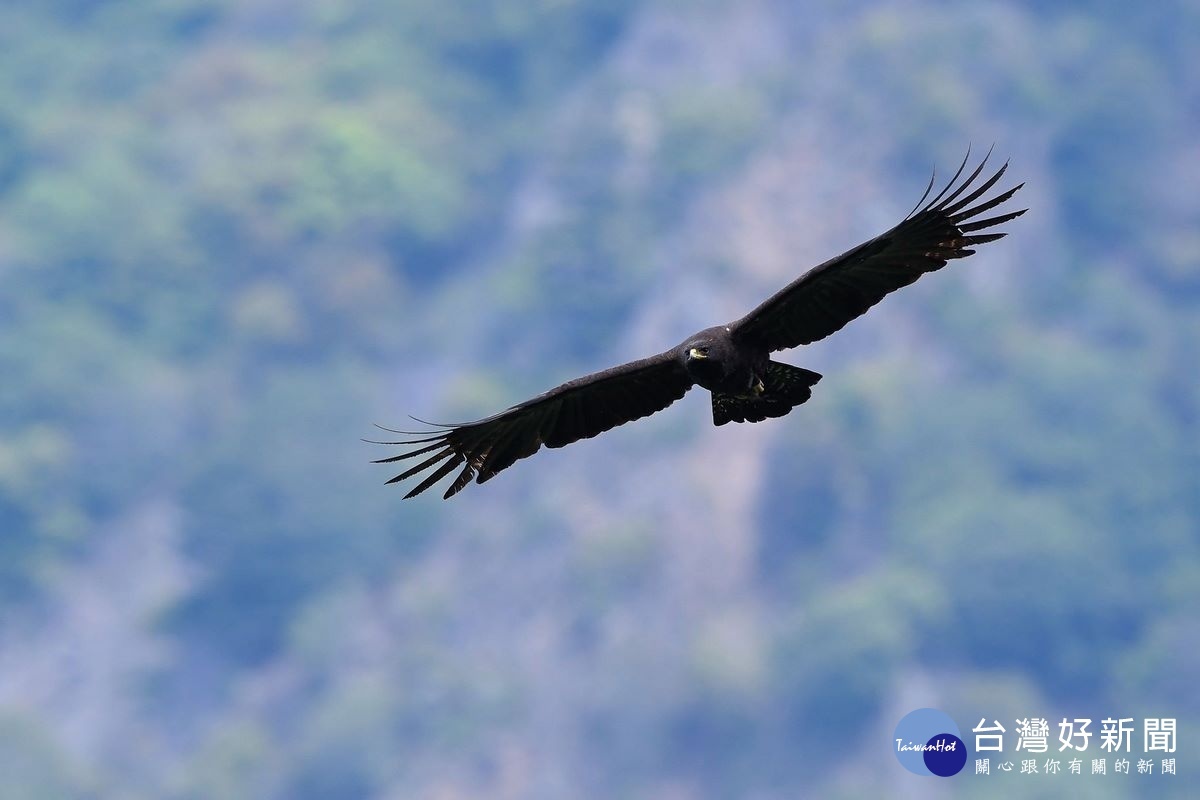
top-left (729, 149), bottom-right (1025, 352)
top-left (374, 352), bottom-right (693, 499)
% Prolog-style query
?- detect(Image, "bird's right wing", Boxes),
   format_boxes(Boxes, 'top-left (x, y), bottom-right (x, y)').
top-left (373, 352), bottom-right (694, 499)
top-left (729, 149), bottom-right (1025, 352)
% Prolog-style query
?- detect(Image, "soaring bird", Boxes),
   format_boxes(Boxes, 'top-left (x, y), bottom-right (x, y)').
top-left (376, 150), bottom-right (1024, 498)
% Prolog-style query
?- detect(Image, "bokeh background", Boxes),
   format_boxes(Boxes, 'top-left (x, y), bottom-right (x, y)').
top-left (1, 1), bottom-right (1197, 798)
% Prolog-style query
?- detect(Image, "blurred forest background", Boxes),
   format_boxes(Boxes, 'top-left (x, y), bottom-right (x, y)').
top-left (0, 1), bottom-right (1197, 798)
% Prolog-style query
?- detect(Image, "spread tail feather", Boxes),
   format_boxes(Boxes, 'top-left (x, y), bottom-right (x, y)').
top-left (712, 362), bottom-right (822, 425)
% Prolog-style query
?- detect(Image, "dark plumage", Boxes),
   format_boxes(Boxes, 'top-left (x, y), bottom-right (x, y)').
top-left (374, 149), bottom-right (1025, 498)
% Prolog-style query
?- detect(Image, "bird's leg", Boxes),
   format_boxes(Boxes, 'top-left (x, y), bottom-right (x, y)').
top-left (751, 374), bottom-right (765, 395)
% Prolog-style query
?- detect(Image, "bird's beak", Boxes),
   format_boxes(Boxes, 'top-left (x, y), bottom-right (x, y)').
top-left (688, 347), bottom-right (707, 360)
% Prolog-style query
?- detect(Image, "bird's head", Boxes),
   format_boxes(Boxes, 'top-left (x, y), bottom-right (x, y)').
top-left (679, 327), bottom-right (733, 381)
top-left (680, 328), bottom-right (731, 375)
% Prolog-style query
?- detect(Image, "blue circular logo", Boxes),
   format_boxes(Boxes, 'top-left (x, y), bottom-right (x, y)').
top-left (924, 732), bottom-right (967, 776)
top-left (893, 708), bottom-right (967, 777)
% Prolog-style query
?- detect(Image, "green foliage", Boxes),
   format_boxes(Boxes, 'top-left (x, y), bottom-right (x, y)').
top-left (773, 577), bottom-right (914, 744)
top-left (0, 714), bottom-right (88, 800)
top-left (175, 722), bottom-right (273, 800)
top-left (658, 88), bottom-right (768, 186)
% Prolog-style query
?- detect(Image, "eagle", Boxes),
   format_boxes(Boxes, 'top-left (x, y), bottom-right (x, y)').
top-left (375, 149), bottom-right (1025, 499)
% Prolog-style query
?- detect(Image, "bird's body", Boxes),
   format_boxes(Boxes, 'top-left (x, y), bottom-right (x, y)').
top-left (375, 150), bottom-right (1025, 499)
top-left (675, 326), bottom-right (820, 425)
top-left (678, 325), bottom-right (765, 396)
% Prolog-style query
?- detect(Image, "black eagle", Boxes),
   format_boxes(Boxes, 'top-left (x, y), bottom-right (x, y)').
top-left (376, 150), bottom-right (1025, 498)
